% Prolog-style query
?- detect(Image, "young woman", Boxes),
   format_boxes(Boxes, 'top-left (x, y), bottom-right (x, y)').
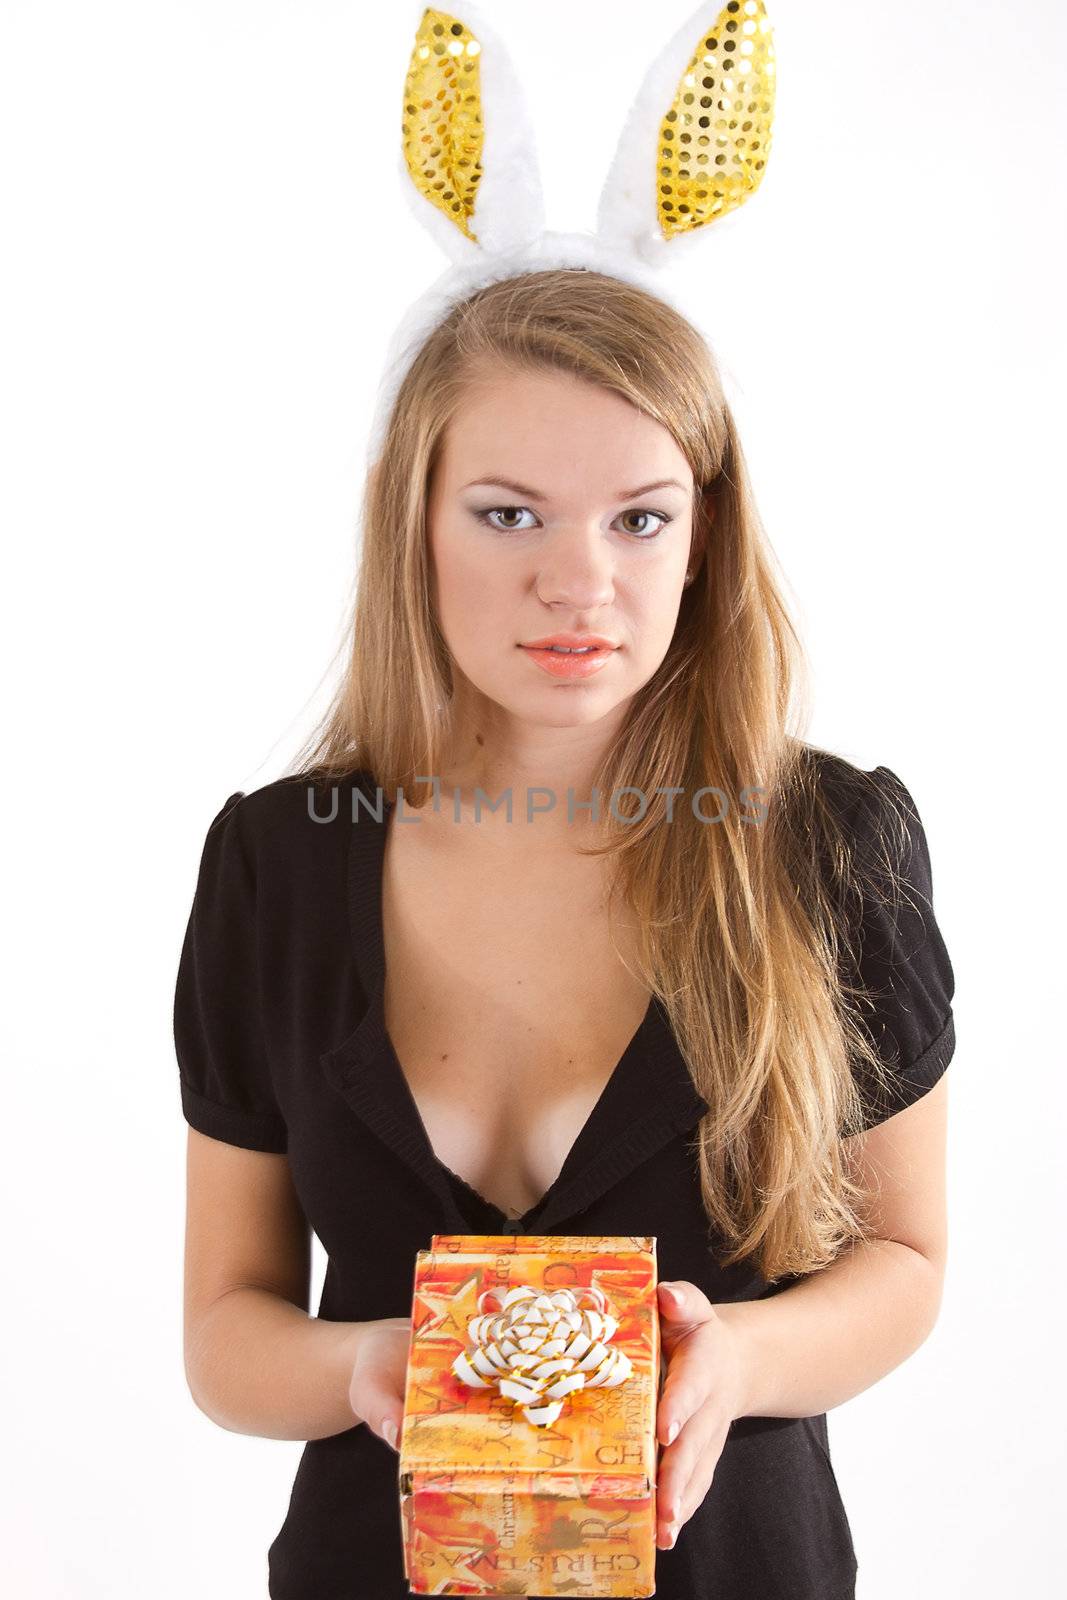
top-left (175, 267), bottom-right (956, 1600)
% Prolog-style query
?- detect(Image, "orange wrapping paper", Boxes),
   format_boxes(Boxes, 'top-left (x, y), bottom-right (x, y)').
top-left (398, 1234), bottom-right (661, 1596)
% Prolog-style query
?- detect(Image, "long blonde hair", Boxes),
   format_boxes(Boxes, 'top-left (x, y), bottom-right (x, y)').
top-left (289, 268), bottom-right (911, 1282)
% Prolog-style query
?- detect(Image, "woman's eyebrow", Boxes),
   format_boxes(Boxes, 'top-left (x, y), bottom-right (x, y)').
top-left (460, 476), bottom-right (691, 500)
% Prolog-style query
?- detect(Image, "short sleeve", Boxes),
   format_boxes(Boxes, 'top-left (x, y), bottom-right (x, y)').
top-left (173, 790), bottom-right (289, 1153)
top-left (837, 765), bottom-right (957, 1132)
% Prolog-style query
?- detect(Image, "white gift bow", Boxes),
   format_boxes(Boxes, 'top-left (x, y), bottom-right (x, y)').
top-left (450, 1281), bottom-right (634, 1429)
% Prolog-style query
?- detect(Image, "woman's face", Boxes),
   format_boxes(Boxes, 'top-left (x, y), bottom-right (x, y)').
top-left (426, 365), bottom-right (703, 731)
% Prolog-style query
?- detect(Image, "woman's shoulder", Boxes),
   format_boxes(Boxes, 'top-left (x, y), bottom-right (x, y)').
top-left (801, 743), bottom-right (895, 807)
top-left (211, 766), bottom-right (373, 875)
top-left (798, 746), bottom-right (924, 859)
top-left (785, 746), bottom-right (948, 944)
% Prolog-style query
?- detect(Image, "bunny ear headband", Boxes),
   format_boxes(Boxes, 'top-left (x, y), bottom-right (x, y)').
top-left (365, 0), bottom-right (776, 465)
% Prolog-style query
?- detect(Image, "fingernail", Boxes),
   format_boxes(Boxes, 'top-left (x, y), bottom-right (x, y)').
top-left (660, 1283), bottom-right (679, 1302)
top-left (668, 1522), bottom-right (679, 1547)
top-left (666, 1420), bottom-right (680, 1445)
top-left (382, 1418), bottom-right (398, 1450)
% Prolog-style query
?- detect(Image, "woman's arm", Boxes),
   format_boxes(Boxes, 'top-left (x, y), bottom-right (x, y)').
top-left (183, 1127), bottom-right (368, 1441)
top-left (715, 1073), bottom-right (949, 1417)
top-left (183, 1130), bottom-right (411, 1443)
top-left (653, 1076), bottom-right (948, 1547)
top-left (187, 1285), bottom-right (368, 1441)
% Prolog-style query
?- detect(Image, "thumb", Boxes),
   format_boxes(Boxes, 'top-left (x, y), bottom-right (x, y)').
top-left (354, 1374), bottom-right (405, 1452)
top-left (350, 1317), bottom-right (410, 1451)
top-left (657, 1279), bottom-right (714, 1339)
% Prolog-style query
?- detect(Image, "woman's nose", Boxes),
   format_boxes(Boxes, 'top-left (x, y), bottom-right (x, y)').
top-left (534, 529), bottom-right (615, 609)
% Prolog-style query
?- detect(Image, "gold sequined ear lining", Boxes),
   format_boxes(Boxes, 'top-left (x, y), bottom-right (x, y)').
top-left (658, 0), bottom-right (775, 239)
top-left (402, 8), bottom-right (484, 242)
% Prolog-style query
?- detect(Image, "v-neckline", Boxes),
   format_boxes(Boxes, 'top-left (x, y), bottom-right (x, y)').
top-left (319, 769), bottom-right (709, 1235)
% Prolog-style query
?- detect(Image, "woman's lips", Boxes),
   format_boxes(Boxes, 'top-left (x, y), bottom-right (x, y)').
top-left (518, 645), bottom-right (617, 679)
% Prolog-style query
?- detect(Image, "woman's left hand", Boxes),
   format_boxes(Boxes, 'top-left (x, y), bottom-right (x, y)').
top-left (654, 1279), bottom-right (751, 1551)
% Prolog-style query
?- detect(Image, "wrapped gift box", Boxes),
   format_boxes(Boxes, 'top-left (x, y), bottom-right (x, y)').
top-left (398, 1234), bottom-right (661, 1596)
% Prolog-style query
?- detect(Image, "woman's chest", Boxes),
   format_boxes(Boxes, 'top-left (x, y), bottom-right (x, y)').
top-left (381, 816), bottom-right (652, 1220)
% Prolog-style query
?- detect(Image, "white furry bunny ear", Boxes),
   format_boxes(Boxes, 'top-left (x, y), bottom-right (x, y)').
top-left (597, 0), bottom-right (776, 267)
top-left (398, 3), bottom-right (546, 263)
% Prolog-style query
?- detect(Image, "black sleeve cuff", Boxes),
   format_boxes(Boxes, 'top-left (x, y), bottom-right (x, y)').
top-left (179, 1077), bottom-right (288, 1154)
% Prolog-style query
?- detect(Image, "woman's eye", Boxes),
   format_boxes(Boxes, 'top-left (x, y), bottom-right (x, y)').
top-left (476, 506), bottom-right (539, 531)
top-left (616, 509), bottom-right (670, 538)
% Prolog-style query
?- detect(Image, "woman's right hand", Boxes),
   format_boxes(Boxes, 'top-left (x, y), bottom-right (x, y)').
top-left (348, 1315), bottom-right (412, 1452)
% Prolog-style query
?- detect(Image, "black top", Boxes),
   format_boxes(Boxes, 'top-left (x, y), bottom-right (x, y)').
top-left (172, 758), bottom-right (956, 1600)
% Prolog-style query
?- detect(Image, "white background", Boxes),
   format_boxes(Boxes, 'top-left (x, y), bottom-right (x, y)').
top-left (2, 0), bottom-right (1063, 1595)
